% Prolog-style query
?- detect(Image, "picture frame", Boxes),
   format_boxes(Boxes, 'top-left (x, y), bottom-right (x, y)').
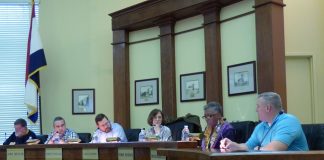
top-left (72, 89), bottom-right (95, 114)
top-left (227, 61), bottom-right (256, 96)
top-left (180, 72), bottom-right (206, 102)
top-left (135, 78), bottom-right (159, 106)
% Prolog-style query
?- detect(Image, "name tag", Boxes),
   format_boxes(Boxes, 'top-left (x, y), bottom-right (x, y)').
top-left (150, 149), bottom-right (166, 160)
top-left (7, 148), bottom-right (24, 160)
top-left (82, 148), bottom-right (98, 160)
top-left (45, 148), bottom-right (62, 160)
top-left (118, 148), bottom-right (133, 160)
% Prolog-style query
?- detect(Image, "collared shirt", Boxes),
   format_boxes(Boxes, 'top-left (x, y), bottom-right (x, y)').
top-left (90, 122), bottom-right (127, 143)
top-left (45, 128), bottom-right (79, 144)
top-left (246, 113), bottom-right (309, 151)
top-left (147, 125), bottom-right (172, 141)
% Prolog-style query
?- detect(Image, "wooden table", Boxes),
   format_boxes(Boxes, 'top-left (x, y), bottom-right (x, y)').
top-left (157, 148), bottom-right (324, 160)
top-left (0, 141), bottom-right (197, 160)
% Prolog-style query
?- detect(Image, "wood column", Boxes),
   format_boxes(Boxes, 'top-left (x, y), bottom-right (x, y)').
top-left (159, 20), bottom-right (177, 121)
top-left (112, 30), bottom-right (130, 128)
top-left (202, 5), bottom-right (223, 106)
top-left (254, 0), bottom-right (287, 111)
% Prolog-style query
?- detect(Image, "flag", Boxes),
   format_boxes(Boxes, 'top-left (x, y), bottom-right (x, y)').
top-left (25, 0), bottom-right (47, 123)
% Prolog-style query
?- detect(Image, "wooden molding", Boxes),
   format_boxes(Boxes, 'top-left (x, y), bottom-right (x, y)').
top-left (110, 0), bottom-right (242, 127)
top-left (159, 22), bottom-right (177, 121)
top-left (109, 0), bottom-right (242, 31)
top-left (203, 8), bottom-right (223, 106)
top-left (254, 0), bottom-right (287, 111)
top-left (112, 30), bottom-right (130, 129)
top-left (109, 0), bottom-right (287, 125)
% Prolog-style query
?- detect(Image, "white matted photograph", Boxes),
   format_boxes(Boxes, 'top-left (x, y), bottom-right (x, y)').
top-left (227, 61), bottom-right (256, 96)
top-left (72, 89), bottom-right (95, 114)
top-left (180, 72), bottom-right (205, 102)
top-left (135, 78), bottom-right (159, 106)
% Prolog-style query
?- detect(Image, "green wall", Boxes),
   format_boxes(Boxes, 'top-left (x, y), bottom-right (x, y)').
top-left (129, 27), bottom-right (161, 129)
top-left (284, 0), bottom-right (324, 123)
top-left (174, 15), bottom-right (206, 128)
top-left (220, 0), bottom-right (258, 122)
top-left (39, 0), bottom-right (258, 133)
top-left (39, 0), bottom-right (145, 134)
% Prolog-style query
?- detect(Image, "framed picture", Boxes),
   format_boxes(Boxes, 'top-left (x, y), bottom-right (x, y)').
top-left (72, 89), bottom-right (95, 114)
top-left (135, 78), bottom-right (159, 106)
top-left (227, 61), bottom-right (256, 96)
top-left (180, 72), bottom-right (205, 102)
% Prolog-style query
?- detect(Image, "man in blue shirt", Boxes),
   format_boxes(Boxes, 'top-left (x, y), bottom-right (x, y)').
top-left (220, 92), bottom-right (308, 151)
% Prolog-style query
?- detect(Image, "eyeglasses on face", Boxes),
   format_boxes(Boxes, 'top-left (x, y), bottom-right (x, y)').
top-left (202, 114), bottom-right (219, 119)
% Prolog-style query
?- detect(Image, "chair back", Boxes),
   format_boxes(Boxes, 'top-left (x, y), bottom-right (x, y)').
top-left (77, 133), bottom-right (92, 143)
top-left (124, 128), bottom-right (141, 142)
top-left (36, 134), bottom-right (48, 144)
top-left (230, 121), bottom-right (256, 143)
top-left (165, 114), bottom-right (202, 141)
top-left (302, 124), bottom-right (324, 150)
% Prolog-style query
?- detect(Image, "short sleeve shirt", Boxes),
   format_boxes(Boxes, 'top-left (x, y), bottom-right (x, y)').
top-left (45, 128), bottom-right (79, 144)
top-left (246, 113), bottom-right (308, 151)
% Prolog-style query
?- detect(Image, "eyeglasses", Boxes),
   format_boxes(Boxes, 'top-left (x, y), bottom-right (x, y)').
top-left (202, 114), bottom-right (219, 119)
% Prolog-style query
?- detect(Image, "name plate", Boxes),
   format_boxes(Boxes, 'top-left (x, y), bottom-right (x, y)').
top-left (150, 149), bottom-right (166, 160)
top-left (118, 147), bottom-right (133, 160)
top-left (82, 148), bottom-right (98, 160)
top-left (45, 148), bottom-right (62, 160)
top-left (7, 148), bottom-right (24, 160)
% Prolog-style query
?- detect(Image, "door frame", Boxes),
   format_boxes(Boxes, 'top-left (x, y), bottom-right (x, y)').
top-left (286, 53), bottom-right (317, 123)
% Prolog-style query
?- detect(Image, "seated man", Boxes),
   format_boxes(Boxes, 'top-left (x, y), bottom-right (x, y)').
top-left (220, 92), bottom-right (309, 151)
top-left (3, 118), bottom-right (38, 145)
top-left (90, 113), bottom-right (127, 143)
top-left (45, 116), bottom-right (79, 144)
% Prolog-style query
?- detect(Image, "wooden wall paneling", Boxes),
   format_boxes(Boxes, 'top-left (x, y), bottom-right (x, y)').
top-left (109, 0), bottom-right (265, 126)
top-left (159, 20), bottom-right (177, 121)
top-left (0, 142), bottom-right (197, 160)
top-left (25, 148), bottom-right (45, 160)
top-left (112, 30), bottom-right (130, 129)
top-left (109, 0), bottom-right (207, 30)
top-left (0, 149), bottom-right (5, 160)
top-left (109, 0), bottom-right (241, 31)
top-left (254, 0), bottom-right (287, 111)
top-left (134, 147), bottom-right (150, 160)
top-left (98, 148), bottom-right (118, 160)
top-left (202, 5), bottom-right (223, 106)
top-left (62, 148), bottom-right (82, 160)
top-left (158, 148), bottom-right (324, 160)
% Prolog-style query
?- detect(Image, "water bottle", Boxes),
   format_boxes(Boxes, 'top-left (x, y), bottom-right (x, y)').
top-left (181, 125), bottom-right (190, 141)
top-left (138, 128), bottom-right (146, 142)
top-left (92, 132), bottom-right (98, 143)
top-left (70, 132), bottom-right (75, 139)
